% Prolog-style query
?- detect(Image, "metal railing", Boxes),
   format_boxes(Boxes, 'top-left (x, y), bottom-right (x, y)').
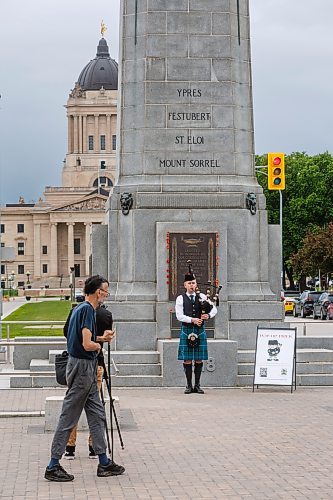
top-left (0, 320), bottom-right (66, 364)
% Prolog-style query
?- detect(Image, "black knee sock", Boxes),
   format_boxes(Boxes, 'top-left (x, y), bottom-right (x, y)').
top-left (194, 362), bottom-right (203, 386)
top-left (183, 363), bottom-right (193, 387)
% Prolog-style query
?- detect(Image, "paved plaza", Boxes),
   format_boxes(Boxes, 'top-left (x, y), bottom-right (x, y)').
top-left (0, 386), bottom-right (333, 499)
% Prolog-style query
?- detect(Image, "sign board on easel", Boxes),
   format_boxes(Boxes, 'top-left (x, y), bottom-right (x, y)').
top-left (253, 327), bottom-right (297, 392)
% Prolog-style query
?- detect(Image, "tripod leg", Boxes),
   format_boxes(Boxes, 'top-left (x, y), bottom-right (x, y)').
top-left (107, 344), bottom-right (114, 462)
top-left (100, 384), bottom-right (111, 455)
top-left (111, 398), bottom-right (124, 449)
top-left (104, 373), bottom-right (125, 450)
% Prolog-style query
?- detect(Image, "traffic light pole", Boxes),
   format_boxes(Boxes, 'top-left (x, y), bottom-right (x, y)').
top-left (279, 190), bottom-right (283, 290)
top-left (256, 165), bottom-right (284, 290)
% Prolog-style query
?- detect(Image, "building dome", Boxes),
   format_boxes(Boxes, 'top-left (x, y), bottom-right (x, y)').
top-left (77, 38), bottom-right (118, 91)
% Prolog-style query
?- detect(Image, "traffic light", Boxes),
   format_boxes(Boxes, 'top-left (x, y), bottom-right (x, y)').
top-left (100, 160), bottom-right (106, 169)
top-left (267, 153), bottom-right (285, 190)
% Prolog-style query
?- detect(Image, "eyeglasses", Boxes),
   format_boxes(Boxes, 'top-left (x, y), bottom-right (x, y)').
top-left (98, 288), bottom-right (110, 296)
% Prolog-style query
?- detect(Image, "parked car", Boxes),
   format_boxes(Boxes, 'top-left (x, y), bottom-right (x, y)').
top-left (282, 290), bottom-right (300, 315)
top-left (313, 292), bottom-right (333, 320)
top-left (293, 290), bottom-right (322, 318)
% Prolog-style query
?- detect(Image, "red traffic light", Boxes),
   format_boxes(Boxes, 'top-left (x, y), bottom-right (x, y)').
top-left (267, 152), bottom-right (285, 190)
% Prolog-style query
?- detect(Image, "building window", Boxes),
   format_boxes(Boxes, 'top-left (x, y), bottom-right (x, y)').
top-left (17, 224), bottom-right (24, 233)
top-left (18, 242), bottom-right (25, 255)
top-left (112, 135), bottom-right (117, 151)
top-left (88, 135), bottom-right (94, 150)
top-left (18, 265), bottom-right (25, 275)
top-left (1, 243), bottom-right (4, 248)
top-left (74, 263), bottom-right (80, 277)
top-left (93, 177), bottom-right (113, 188)
top-left (74, 238), bottom-right (81, 255)
top-left (100, 135), bottom-right (106, 150)
top-left (0, 224), bottom-right (4, 233)
top-left (42, 264), bottom-right (48, 274)
top-left (1, 264), bottom-right (5, 275)
top-left (18, 281), bottom-right (24, 287)
top-left (42, 245), bottom-right (48, 255)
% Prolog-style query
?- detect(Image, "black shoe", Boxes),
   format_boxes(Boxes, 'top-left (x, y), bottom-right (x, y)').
top-left (193, 385), bottom-right (204, 394)
top-left (64, 445), bottom-right (75, 460)
top-left (97, 460), bottom-right (125, 477)
top-left (89, 445), bottom-right (98, 459)
top-left (184, 385), bottom-right (193, 394)
top-left (44, 464), bottom-right (74, 482)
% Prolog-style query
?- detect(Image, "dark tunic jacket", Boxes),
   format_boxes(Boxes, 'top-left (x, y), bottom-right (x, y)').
top-left (182, 294), bottom-right (201, 325)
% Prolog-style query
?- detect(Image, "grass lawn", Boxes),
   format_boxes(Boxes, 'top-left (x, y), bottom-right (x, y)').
top-left (1, 300), bottom-right (72, 338)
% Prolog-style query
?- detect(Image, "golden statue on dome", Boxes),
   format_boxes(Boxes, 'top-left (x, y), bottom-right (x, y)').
top-left (101, 20), bottom-right (107, 38)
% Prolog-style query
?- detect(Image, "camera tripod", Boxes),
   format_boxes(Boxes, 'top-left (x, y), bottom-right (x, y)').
top-left (100, 344), bottom-right (124, 461)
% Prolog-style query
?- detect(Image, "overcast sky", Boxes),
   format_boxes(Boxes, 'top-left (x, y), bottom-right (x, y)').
top-left (1, 0), bottom-right (332, 205)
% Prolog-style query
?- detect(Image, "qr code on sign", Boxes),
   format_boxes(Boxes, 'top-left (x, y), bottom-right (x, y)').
top-left (260, 368), bottom-right (267, 377)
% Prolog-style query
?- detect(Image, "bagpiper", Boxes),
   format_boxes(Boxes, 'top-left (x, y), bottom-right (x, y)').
top-left (175, 266), bottom-right (217, 394)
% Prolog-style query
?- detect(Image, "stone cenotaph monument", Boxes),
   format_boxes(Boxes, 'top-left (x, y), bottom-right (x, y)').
top-left (92, 0), bottom-right (284, 387)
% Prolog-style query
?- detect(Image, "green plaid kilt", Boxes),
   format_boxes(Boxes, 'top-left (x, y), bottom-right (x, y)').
top-left (177, 324), bottom-right (208, 361)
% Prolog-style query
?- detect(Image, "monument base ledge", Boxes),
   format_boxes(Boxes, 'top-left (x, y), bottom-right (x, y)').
top-left (158, 339), bottom-right (238, 387)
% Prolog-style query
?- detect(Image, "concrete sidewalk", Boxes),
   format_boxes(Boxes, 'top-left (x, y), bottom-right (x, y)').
top-left (0, 386), bottom-right (333, 499)
top-left (1, 296), bottom-right (27, 319)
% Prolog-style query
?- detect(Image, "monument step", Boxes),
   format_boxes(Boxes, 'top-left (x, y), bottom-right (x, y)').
top-left (238, 348), bottom-right (333, 363)
top-left (295, 336), bottom-right (333, 350)
top-left (297, 374), bottom-right (333, 385)
top-left (238, 361), bottom-right (333, 376)
top-left (30, 359), bottom-right (162, 376)
top-left (10, 371), bottom-right (164, 388)
top-left (49, 349), bottom-right (160, 364)
top-left (30, 359), bottom-right (55, 372)
top-left (236, 375), bottom-right (253, 387)
top-left (111, 375), bottom-right (163, 387)
top-left (237, 371), bottom-right (333, 387)
top-left (10, 375), bottom-right (60, 388)
top-left (297, 349), bottom-right (333, 362)
top-left (115, 363), bottom-right (161, 376)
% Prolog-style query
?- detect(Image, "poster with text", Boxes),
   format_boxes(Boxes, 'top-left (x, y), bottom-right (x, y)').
top-left (254, 328), bottom-right (296, 386)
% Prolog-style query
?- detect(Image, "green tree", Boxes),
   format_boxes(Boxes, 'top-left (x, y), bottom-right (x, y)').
top-left (256, 152), bottom-right (333, 288)
top-left (291, 223), bottom-right (333, 288)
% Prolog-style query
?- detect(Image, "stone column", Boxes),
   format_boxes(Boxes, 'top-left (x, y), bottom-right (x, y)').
top-left (83, 116), bottom-right (87, 153)
top-left (78, 115), bottom-right (83, 154)
top-left (73, 115), bottom-right (78, 153)
top-left (85, 223), bottom-right (91, 276)
top-left (94, 114), bottom-right (99, 153)
top-left (67, 222), bottom-right (75, 270)
top-left (50, 223), bottom-right (58, 276)
top-left (106, 114), bottom-right (111, 153)
top-left (33, 223), bottom-right (41, 278)
top-left (67, 115), bottom-right (72, 153)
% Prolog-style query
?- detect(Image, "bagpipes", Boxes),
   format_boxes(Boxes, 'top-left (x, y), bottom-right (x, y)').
top-left (186, 260), bottom-right (222, 348)
top-left (187, 259), bottom-right (222, 311)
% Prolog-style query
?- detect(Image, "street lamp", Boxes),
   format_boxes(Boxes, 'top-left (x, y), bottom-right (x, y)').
top-left (69, 266), bottom-right (75, 302)
top-left (8, 272), bottom-right (14, 298)
top-left (26, 271), bottom-right (31, 285)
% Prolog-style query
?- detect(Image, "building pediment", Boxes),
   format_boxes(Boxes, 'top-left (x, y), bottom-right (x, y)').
top-left (52, 195), bottom-right (107, 212)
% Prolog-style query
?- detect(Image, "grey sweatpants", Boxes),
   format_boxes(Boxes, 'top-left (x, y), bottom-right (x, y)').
top-left (51, 355), bottom-right (107, 459)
